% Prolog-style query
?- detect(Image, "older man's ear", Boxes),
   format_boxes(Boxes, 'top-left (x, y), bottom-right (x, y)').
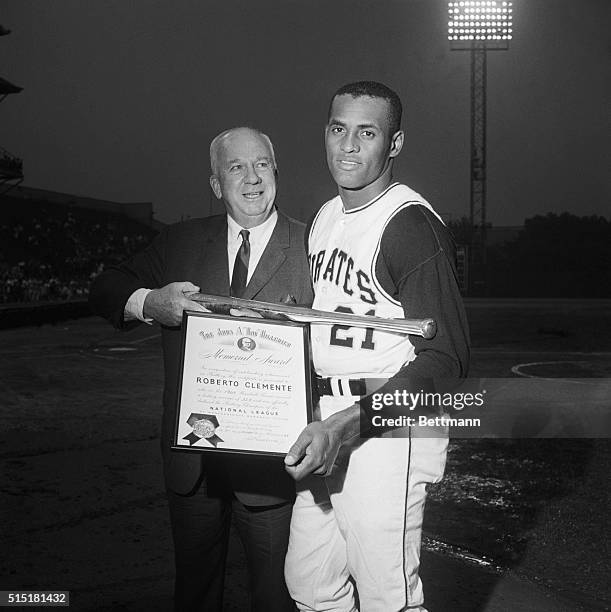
top-left (209, 175), bottom-right (222, 200)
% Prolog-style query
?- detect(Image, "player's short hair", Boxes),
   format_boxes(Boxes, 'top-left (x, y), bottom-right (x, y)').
top-left (210, 127), bottom-right (277, 176)
top-left (328, 81), bottom-right (403, 135)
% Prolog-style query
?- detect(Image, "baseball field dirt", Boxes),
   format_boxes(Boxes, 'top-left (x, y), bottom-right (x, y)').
top-left (1, 298), bottom-right (609, 610)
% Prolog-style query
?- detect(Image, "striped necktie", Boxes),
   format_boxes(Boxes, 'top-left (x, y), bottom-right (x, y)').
top-left (230, 229), bottom-right (250, 297)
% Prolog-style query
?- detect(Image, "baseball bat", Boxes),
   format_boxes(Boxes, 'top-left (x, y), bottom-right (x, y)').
top-left (185, 292), bottom-right (437, 339)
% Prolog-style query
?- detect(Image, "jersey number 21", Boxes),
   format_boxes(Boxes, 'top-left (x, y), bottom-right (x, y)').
top-left (329, 306), bottom-right (375, 350)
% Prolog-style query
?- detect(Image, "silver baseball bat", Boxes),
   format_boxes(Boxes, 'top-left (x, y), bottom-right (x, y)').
top-left (186, 292), bottom-right (436, 339)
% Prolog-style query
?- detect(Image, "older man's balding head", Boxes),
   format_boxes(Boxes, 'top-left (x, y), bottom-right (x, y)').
top-left (210, 127), bottom-right (277, 176)
top-left (208, 127), bottom-right (278, 229)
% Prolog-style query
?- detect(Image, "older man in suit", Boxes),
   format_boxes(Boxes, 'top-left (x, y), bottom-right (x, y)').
top-left (89, 127), bottom-right (312, 611)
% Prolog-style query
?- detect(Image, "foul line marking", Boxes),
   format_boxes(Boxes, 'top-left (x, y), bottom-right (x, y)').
top-left (423, 535), bottom-right (504, 574)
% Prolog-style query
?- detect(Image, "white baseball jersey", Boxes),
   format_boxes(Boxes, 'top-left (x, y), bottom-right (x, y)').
top-left (308, 181), bottom-right (443, 378)
top-left (287, 182), bottom-right (464, 612)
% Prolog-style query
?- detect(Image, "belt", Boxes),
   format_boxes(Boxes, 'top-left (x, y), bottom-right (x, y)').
top-left (314, 376), bottom-right (367, 397)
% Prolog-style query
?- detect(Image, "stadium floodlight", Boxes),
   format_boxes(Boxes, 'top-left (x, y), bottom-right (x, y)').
top-left (447, 1), bottom-right (513, 292)
top-left (448, 1), bottom-right (512, 48)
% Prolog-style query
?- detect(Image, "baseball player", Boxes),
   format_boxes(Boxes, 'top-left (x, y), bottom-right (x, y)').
top-left (284, 81), bottom-right (470, 611)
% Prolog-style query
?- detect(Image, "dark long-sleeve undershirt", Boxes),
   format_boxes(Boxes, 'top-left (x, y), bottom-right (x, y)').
top-left (359, 204), bottom-right (471, 426)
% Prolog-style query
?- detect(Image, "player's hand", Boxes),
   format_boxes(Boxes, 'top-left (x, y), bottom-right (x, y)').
top-left (284, 406), bottom-right (361, 481)
top-left (143, 281), bottom-right (209, 326)
top-left (284, 420), bottom-right (344, 481)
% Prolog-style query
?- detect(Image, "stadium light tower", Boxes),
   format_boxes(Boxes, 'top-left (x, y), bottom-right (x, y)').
top-left (448, 0), bottom-right (512, 292)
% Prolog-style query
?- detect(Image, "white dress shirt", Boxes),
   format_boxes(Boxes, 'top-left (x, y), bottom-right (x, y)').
top-left (226, 209), bottom-right (277, 285)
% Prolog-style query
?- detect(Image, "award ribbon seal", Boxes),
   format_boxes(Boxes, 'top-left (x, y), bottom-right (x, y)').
top-left (184, 413), bottom-right (223, 447)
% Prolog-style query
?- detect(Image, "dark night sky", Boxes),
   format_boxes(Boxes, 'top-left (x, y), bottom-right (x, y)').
top-left (2, 0), bottom-right (609, 225)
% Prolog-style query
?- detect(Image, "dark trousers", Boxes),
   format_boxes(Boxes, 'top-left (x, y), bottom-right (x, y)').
top-left (167, 478), bottom-right (295, 612)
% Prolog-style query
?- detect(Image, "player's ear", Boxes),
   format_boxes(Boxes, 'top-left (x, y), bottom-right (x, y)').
top-left (209, 175), bottom-right (223, 200)
top-left (389, 130), bottom-right (404, 158)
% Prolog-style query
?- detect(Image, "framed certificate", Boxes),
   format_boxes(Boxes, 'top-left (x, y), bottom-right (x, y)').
top-left (172, 311), bottom-right (313, 456)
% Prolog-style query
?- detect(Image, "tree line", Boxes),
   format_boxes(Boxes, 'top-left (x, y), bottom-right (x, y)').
top-left (449, 213), bottom-right (611, 298)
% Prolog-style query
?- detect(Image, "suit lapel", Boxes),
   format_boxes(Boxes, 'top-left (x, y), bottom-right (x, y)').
top-left (198, 217), bottom-right (230, 295)
top-left (242, 212), bottom-right (289, 300)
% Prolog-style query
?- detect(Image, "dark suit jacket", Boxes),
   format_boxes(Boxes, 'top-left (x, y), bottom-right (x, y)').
top-left (89, 210), bottom-right (313, 505)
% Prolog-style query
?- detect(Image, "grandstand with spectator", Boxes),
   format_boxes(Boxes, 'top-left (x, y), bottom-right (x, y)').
top-left (0, 192), bottom-right (159, 305)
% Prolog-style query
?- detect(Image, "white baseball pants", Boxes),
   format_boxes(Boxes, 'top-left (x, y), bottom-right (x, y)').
top-left (285, 395), bottom-right (447, 612)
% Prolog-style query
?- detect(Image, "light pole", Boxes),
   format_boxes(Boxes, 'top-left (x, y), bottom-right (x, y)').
top-left (448, 1), bottom-right (512, 292)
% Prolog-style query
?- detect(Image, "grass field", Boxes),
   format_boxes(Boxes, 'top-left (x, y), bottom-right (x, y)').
top-left (1, 298), bottom-right (610, 611)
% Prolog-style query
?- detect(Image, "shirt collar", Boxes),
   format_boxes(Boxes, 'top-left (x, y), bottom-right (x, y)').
top-left (227, 208), bottom-right (278, 243)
